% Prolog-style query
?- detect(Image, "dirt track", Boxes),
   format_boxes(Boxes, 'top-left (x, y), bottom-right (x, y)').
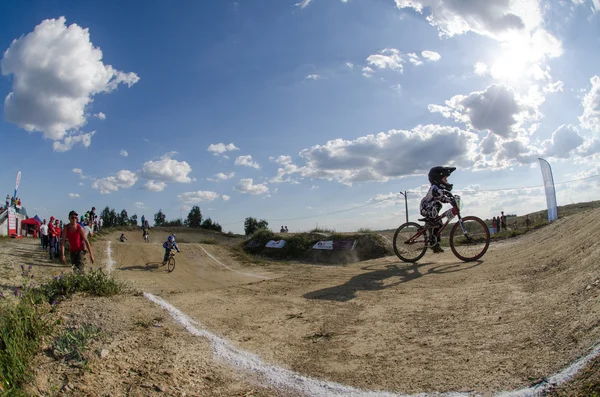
top-left (5, 211), bottom-right (600, 396)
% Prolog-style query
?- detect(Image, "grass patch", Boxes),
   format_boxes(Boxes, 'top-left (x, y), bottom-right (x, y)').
top-left (40, 268), bottom-right (128, 304)
top-left (198, 238), bottom-right (217, 245)
top-left (52, 324), bottom-right (102, 365)
top-left (0, 297), bottom-right (53, 395)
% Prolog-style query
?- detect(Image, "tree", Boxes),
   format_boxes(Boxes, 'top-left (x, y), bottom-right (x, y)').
top-left (184, 206), bottom-right (202, 228)
top-left (129, 214), bottom-right (138, 226)
top-left (100, 206), bottom-right (118, 227)
top-left (201, 217), bottom-right (222, 232)
top-left (164, 218), bottom-right (183, 227)
top-left (244, 217), bottom-right (269, 236)
top-left (119, 209), bottom-right (129, 226)
top-left (154, 210), bottom-right (166, 227)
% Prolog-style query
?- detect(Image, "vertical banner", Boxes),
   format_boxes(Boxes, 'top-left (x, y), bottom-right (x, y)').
top-left (538, 158), bottom-right (558, 223)
top-left (14, 170), bottom-right (21, 198)
top-left (8, 207), bottom-right (17, 236)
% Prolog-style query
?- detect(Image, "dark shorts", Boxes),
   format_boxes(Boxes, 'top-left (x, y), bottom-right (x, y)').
top-left (70, 250), bottom-right (87, 273)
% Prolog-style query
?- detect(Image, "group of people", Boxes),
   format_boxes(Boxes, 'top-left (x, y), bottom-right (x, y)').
top-left (1, 194), bottom-right (22, 213)
top-left (279, 225), bottom-right (289, 233)
top-left (491, 212), bottom-right (507, 234)
top-left (39, 217), bottom-right (63, 259)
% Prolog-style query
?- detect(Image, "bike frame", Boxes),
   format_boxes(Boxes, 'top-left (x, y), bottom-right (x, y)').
top-left (406, 196), bottom-right (462, 245)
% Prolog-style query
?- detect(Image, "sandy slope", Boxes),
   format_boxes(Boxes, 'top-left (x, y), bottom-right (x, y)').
top-left (4, 209), bottom-right (599, 396)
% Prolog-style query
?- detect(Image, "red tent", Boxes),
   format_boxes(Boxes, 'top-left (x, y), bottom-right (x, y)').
top-left (21, 218), bottom-right (41, 238)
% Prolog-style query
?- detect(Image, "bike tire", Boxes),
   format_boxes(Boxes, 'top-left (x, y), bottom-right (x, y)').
top-left (393, 222), bottom-right (428, 263)
top-left (167, 256), bottom-right (176, 272)
top-left (449, 216), bottom-right (490, 262)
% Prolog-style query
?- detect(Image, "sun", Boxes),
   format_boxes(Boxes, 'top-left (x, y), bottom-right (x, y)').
top-left (490, 38), bottom-right (534, 83)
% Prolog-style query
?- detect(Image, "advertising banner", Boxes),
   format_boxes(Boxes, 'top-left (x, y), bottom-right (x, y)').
top-left (265, 240), bottom-right (286, 249)
top-left (538, 158), bottom-right (558, 223)
top-left (14, 171), bottom-right (21, 198)
top-left (313, 241), bottom-right (334, 250)
top-left (332, 240), bottom-right (357, 251)
top-left (8, 207), bottom-right (17, 236)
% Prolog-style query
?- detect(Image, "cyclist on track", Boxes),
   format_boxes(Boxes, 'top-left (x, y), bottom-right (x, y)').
top-left (420, 166), bottom-right (456, 253)
top-left (162, 235), bottom-right (180, 265)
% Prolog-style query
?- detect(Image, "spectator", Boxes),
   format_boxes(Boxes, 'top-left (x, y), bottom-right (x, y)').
top-left (98, 216), bottom-right (104, 232)
top-left (492, 217), bottom-right (497, 234)
top-left (501, 211), bottom-right (507, 231)
top-left (525, 214), bottom-right (531, 228)
top-left (54, 219), bottom-right (61, 256)
top-left (284, 226), bottom-right (289, 233)
top-left (83, 221), bottom-right (93, 238)
top-left (5, 194), bottom-right (9, 208)
top-left (48, 216), bottom-right (57, 260)
top-left (40, 219), bottom-right (49, 251)
top-left (61, 210), bottom-right (94, 273)
top-left (280, 226), bottom-right (285, 233)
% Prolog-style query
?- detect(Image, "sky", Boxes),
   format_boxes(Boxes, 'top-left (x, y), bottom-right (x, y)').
top-left (1, 0), bottom-right (600, 234)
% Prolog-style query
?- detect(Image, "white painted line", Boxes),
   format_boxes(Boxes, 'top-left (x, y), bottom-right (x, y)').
top-left (198, 244), bottom-right (269, 280)
top-left (145, 292), bottom-right (469, 397)
top-left (106, 241), bottom-right (115, 272)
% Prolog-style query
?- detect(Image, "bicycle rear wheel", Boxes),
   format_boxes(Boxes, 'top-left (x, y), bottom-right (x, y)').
top-left (393, 222), bottom-right (428, 263)
top-left (449, 216), bottom-right (490, 262)
top-left (167, 255), bottom-right (176, 272)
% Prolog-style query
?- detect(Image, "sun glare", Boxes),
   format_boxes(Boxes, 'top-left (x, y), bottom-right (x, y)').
top-left (490, 37), bottom-right (534, 83)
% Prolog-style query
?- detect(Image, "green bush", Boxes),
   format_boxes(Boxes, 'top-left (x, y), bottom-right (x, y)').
top-left (52, 324), bottom-right (102, 364)
top-left (0, 297), bottom-right (53, 394)
top-left (40, 268), bottom-right (127, 304)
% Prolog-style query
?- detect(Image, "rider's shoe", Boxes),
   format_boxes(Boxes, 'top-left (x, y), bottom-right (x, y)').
top-left (162, 261), bottom-right (166, 266)
top-left (431, 244), bottom-right (445, 253)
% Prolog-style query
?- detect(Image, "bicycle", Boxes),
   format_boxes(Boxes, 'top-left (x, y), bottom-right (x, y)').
top-left (392, 192), bottom-right (490, 263)
top-left (166, 251), bottom-right (176, 272)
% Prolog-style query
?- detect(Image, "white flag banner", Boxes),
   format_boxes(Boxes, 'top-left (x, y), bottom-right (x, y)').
top-left (538, 158), bottom-right (558, 223)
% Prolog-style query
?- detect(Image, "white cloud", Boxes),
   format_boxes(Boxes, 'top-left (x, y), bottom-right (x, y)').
top-left (94, 112), bottom-right (106, 120)
top-left (139, 153), bottom-right (193, 183)
top-left (541, 124), bottom-right (585, 159)
top-left (207, 142), bottom-right (239, 155)
top-left (91, 170), bottom-right (138, 194)
top-left (120, 149), bottom-right (128, 157)
top-left (310, 185), bottom-right (319, 190)
top-left (234, 155), bottom-right (260, 169)
top-left (297, 125), bottom-right (478, 185)
top-left (362, 66), bottom-right (374, 78)
top-left (270, 156), bottom-right (301, 184)
top-left (270, 155), bottom-right (293, 165)
top-left (1, 17), bottom-right (139, 150)
top-left (407, 53), bottom-right (423, 66)
top-left (345, 62), bottom-right (354, 69)
top-left (72, 168), bottom-right (87, 179)
top-left (543, 81), bottom-right (564, 94)
top-left (580, 75), bottom-right (600, 133)
top-left (571, 0), bottom-right (600, 13)
top-left (394, 1), bottom-right (562, 84)
top-left (52, 131), bottom-right (95, 152)
top-left (178, 190), bottom-right (220, 204)
top-left (208, 172), bottom-right (235, 182)
top-left (474, 62), bottom-right (488, 76)
top-left (295, 0), bottom-right (312, 8)
top-left (134, 201), bottom-right (146, 209)
top-left (68, 193), bottom-right (80, 198)
top-left (429, 84), bottom-right (539, 139)
top-left (144, 180), bottom-right (167, 192)
top-left (421, 50), bottom-right (441, 61)
top-left (306, 74), bottom-right (321, 80)
top-left (234, 178), bottom-right (269, 195)
top-left (222, 194), bottom-right (231, 201)
top-left (366, 48), bottom-right (404, 73)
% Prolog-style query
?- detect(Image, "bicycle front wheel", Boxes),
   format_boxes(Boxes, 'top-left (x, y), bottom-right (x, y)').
top-left (393, 222), bottom-right (428, 263)
top-left (449, 216), bottom-right (490, 262)
top-left (167, 256), bottom-right (176, 272)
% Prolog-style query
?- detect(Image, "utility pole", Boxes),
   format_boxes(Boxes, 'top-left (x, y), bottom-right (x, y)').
top-left (399, 191), bottom-right (409, 223)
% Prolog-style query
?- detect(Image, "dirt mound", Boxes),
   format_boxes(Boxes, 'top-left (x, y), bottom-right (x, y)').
top-left (243, 230), bottom-right (393, 264)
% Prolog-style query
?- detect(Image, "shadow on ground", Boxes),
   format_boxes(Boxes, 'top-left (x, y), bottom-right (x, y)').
top-left (304, 260), bottom-right (483, 302)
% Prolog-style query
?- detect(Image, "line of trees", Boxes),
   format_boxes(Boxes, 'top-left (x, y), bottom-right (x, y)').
top-left (99, 205), bottom-right (223, 232)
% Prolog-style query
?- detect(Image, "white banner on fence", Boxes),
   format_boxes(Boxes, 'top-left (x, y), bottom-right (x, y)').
top-left (265, 240), bottom-right (286, 249)
top-left (313, 241), bottom-right (334, 250)
top-left (538, 158), bottom-right (558, 223)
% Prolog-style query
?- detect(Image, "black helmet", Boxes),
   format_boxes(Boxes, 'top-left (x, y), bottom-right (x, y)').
top-left (428, 166), bottom-right (456, 190)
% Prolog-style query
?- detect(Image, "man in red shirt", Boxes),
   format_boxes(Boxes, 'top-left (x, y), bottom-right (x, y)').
top-left (61, 210), bottom-right (94, 273)
top-left (48, 216), bottom-right (57, 260)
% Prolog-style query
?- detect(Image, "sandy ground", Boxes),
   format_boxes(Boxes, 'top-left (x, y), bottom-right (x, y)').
top-left (1, 211), bottom-right (599, 396)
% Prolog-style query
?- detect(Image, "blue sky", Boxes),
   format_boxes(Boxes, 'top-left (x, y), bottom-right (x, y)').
top-left (1, 0), bottom-right (600, 234)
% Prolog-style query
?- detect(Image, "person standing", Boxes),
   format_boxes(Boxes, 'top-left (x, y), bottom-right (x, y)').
top-left (61, 210), bottom-right (94, 273)
top-left (98, 216), bottom-right (103, 232)
top-left (492, 217), bottom-right (497, 235)
top-left (40, 219), bottom-right (49, 251)
top-left (501, 211), bottom-right (507, 231)
top-left (48, 216), bottom-right (57, 259)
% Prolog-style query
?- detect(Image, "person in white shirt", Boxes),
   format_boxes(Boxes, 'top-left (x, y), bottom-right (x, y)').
top-left (39, 219), bottom-right (49, 251)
